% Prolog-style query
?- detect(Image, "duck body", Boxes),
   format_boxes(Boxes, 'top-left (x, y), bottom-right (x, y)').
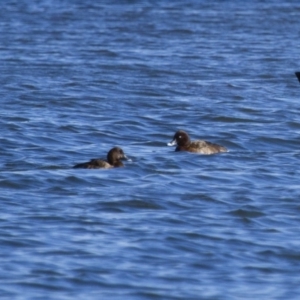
top-left (168, 130), bottom-right (227, 155)
top-left (73, 147), bottom-right (129, 169)
top-left (73, 159), bottom-right (114, 169)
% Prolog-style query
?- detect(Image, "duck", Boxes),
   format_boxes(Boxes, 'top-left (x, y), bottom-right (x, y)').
top-left (73, 147), bottom-right (129, 169)
top-left (167, 130), bottom-right (227, 154)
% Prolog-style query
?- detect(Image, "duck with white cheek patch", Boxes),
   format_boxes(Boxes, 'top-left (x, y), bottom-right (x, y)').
top-left (168, 130), bottom-right (227, 155)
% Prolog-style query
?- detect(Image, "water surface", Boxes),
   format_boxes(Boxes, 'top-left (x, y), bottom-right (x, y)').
top-left (1, 1), bottom-right (300, 299)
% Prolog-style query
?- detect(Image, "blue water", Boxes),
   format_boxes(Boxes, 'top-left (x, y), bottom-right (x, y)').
top-left (1, 0), bottom-right (300, 299)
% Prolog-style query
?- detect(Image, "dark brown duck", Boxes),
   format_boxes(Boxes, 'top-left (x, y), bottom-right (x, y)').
top-left (73, 147), bottom-right (129, 169)
top-left (167, 130), bottom-right (227, 154)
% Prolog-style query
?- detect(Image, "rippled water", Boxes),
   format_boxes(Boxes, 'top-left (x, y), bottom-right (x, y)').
top-left (1, 0), bottom-right (300, 299)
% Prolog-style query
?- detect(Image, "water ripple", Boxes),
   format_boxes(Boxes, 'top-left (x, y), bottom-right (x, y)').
top-left (1, 1), bottom-right (300, 299)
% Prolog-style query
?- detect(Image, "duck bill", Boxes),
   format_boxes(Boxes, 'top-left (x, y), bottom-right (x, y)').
top-left (123, 155), bottom-right (132, 162)
top-left (167, 139), bottom-right (177, 146)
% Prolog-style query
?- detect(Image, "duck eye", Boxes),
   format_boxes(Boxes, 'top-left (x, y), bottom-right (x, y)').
top-left (178, 135), bottom-right (182, 139)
